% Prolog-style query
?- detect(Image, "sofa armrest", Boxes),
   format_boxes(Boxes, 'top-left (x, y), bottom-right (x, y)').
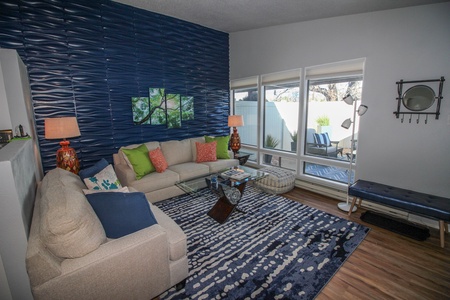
top-left (34, 225), bottom-right (171, 300)
top-left (114, 162), bottom-right (136, 187)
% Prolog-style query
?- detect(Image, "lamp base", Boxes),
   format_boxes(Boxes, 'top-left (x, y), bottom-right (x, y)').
top-left (337, 201), bottom-right (357, 212)
top-left (56, 141), bottom-right (80, 174)
top-left (230, 127), bottom-right (241, 155)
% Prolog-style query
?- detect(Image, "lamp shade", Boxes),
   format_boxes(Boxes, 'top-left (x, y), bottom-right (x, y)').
top-left (228, 115), bottom-right (244, 127)
top-left (357, 104), bottom-right (368, 116)
top-left (343, 94), bottom-right (355, 105)
top-left (45, 117), bottom-right (80, 139)
top-left (341, 118), bottom-right (352, 129)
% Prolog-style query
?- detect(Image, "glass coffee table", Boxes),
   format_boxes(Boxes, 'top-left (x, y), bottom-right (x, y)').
top-left (176, 166), bottom-right (267, 223)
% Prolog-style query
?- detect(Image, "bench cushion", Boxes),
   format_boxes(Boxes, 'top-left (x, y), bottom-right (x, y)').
top-left (349, 180), bottom-right (450, 221)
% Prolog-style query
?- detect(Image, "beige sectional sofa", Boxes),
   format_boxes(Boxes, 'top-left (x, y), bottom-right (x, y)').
top-left (113, 136), bottom-right (239, 203)
top-left (26, 168), bottom-right (188, 300)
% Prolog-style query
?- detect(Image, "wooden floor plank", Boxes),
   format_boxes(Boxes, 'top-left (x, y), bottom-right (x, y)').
top-left (282, 187), bottom-right (450, 299)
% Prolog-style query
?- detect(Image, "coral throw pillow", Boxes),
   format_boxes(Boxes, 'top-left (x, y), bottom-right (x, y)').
top-left (196, 141), bottom-right (217, 163)
top-left (149, 147), bottom-right (168, 173)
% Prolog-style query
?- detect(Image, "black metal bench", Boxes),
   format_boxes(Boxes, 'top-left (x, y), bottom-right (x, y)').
top-left (348, 180), bottom-right (450, 248)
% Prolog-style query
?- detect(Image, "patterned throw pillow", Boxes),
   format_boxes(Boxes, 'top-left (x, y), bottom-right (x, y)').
top-left (84, 164), bottom-right (122, 190)
top-left (149, 147), bottom-right (168, 173)
top-left (313, 132), bottom-right (331, 147)
top-left (196, 141), bottom-right (217, 163)
top-left (205, 135), bottom-right (230, 159)
top-left (83, 186), bottom-right (130, 195)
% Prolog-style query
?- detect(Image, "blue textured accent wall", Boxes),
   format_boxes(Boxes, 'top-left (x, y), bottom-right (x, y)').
top-left (0, 0), bottom-right (230, 172)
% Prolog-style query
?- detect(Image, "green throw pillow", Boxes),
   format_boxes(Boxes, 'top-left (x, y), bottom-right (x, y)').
top-left (121, 144), bottom-right (155, 179)
top-left (205, 135), bottom-right (230, 159)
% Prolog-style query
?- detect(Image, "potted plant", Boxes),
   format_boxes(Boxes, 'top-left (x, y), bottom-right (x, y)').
top-left (264, 134), bottom-right (279, 164)
top-left (289, 130), bottom-right (298, 152)
top-left (316, 115), bottom-right (331, 134)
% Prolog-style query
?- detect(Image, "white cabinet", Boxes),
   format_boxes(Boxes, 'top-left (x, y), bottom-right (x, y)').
top-left (0, 49), bottom-right (41, 299)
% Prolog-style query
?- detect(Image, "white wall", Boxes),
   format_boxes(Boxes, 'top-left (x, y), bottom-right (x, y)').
top-left (230, 3), bottom-right (450, 197)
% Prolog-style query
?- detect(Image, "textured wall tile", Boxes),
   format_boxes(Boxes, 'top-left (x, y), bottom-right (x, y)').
top-left (0, 0), bottom-right (229, 172)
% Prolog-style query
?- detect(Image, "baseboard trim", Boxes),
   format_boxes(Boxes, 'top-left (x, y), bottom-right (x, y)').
top-left (295, 180), bottom-right (347, 201)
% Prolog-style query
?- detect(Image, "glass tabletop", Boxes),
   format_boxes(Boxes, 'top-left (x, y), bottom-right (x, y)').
top-left (176, 165), bottom-right (267, 195)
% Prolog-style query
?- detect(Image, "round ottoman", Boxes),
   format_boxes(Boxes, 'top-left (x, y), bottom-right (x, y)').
top-left (255, 167), bottom-right (296, 194)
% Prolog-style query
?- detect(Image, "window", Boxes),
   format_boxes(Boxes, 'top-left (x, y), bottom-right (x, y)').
top-left (303, 60), bottom-right (363, 183)
top-left (233, 86), bottom-right (258, 147)
top-left (230, 59), bottom-right (365, 190)
top-left (263, 82), bottom-right (299, 152)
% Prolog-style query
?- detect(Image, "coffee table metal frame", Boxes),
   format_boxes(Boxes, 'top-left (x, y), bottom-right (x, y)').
top-left (175, 166), bottom-right (267, 223)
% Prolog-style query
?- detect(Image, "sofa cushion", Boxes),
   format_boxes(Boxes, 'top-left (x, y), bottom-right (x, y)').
top-left (168, 162), bottom-right (210, 182)
top-left (205, 135), bottom-right (230, 159)
top-left (200, 159), bottom-right (239, 173)
top-left (86, 192), bottom-right (158, 238)
top-left (40, 168), bottom-right (106, 258)
top-left (129, 169), bottom-right (180, 194)
top-left (160, 138), bottom-right (192, 166)
top-left (122, 144), bottom-right (156, 179)
top-left (149, 147), bottom-right (168, 173)
top-left (78, 158), bottom-right (109, 181)
top-left (196, 141), bottom-right (217, 163)
top-left (83, 164), bottom-right (122, 190)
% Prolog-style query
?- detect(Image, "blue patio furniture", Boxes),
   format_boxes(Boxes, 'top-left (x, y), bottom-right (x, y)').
top-left (306, 128), bottom-right (342, 157)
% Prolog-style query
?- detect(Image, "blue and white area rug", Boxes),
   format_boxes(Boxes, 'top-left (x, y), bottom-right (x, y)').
top-left (155, 186), bottom-right (369, 299)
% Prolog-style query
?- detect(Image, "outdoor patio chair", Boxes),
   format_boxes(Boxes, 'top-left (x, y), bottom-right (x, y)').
top-left (306, 128), bottom-right (342, 157)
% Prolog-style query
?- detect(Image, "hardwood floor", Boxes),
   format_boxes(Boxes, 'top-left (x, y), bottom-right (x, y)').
top-left (282, 187), bottom-right (450, 300)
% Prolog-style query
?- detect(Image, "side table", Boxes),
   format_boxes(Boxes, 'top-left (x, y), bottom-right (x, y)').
top-left (234, 151), bottom-right (252, 165)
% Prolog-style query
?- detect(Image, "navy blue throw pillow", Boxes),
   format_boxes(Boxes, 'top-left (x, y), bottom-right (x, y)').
top-left (313, 132), bottom-right (331, 147)
top-left (86, 192), bottom-right (158, 238)
top-left (79, 158), bottom-right (109, 181)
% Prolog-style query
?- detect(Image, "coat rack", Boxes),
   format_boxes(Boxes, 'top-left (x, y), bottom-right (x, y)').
top-left (394, 76), bottom-right (445, 124)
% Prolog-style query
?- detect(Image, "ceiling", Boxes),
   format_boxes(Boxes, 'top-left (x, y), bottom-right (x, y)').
top-left (112, 0), bottom-right (447, 33)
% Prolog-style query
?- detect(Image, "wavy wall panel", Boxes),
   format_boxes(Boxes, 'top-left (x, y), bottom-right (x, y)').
top-left (0, 0), bottom-right (230, 172)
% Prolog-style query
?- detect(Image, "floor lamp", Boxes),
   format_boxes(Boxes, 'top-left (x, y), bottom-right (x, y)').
top-left (338, 95), bottom-right (368, 212)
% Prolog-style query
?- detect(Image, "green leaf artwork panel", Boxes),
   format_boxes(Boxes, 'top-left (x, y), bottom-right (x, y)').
top-left (181, 96), bottom-right (194, 121)
top-left (166, 93), bottom-right (181, 128)
top-left (149, 88), bottom-right (167, 125)
top-left (132, 97), bottom-right (150, 125)
top-left (131, 88), bottom-right (195, 127)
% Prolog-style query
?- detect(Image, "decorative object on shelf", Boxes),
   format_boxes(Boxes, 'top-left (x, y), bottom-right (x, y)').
top-left (394, 77), bottom-right (445, 124)
top-left (228, 115), bottom-right (244, 155)
top-left (45, 117), bottom-right (81, 174)
top-left (338, 94), bottom-right (368, 213)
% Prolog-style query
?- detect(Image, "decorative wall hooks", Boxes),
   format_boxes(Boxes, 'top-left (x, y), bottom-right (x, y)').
top-left (394, 76), bottom-right (445, 124)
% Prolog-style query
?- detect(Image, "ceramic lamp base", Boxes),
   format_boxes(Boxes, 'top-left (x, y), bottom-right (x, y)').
top-left (230, 127), bottom-right (241, 154)
top-left (56, 141), bottom-right (80, 174)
